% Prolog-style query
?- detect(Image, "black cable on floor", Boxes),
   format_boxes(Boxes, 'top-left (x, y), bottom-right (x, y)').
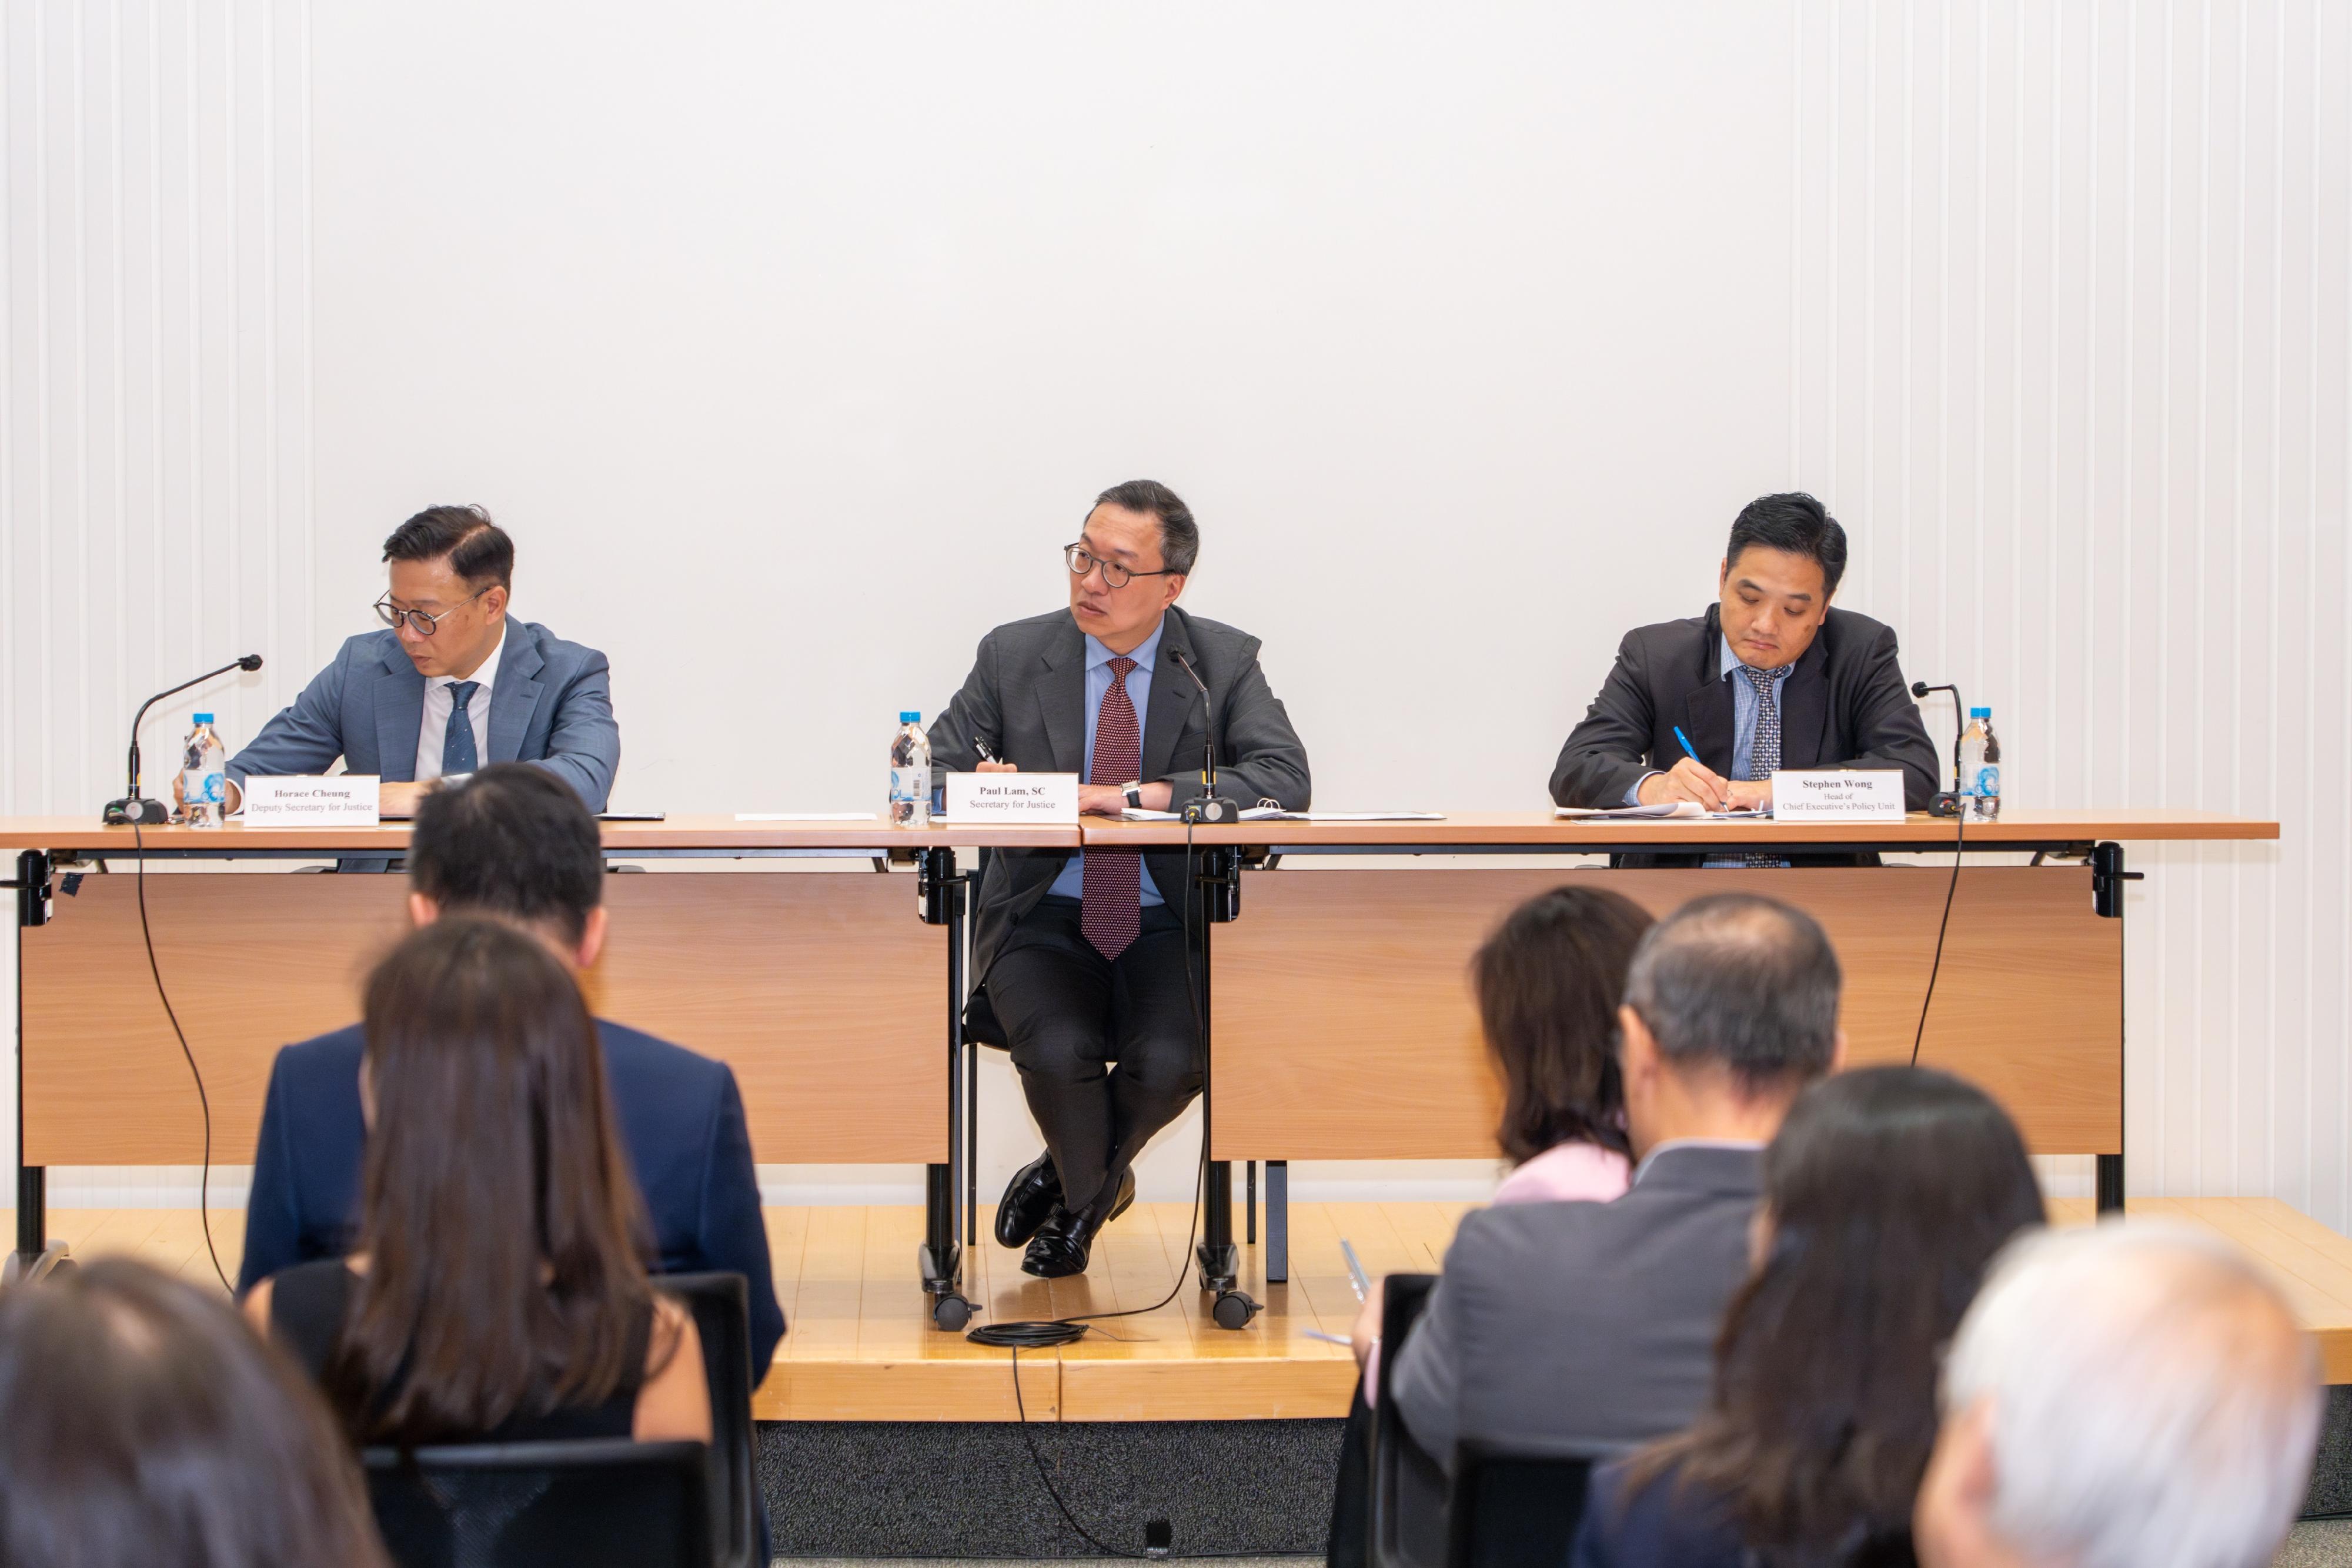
top-left (132, 817), bottom-right (231, 1292)
top-left (1910, 801), bottom-right (1966, 1067)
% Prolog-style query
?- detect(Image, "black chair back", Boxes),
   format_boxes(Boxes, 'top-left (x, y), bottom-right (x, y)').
top-left (1444, 1443), bottom-right (1593, 1568)
top-left (362, 1438), bottom-right (712, 1568)
top-left (654, 1272), bottom-right (760, 1568)
top-left (1368, 1272), bottom-right (1440, 1568)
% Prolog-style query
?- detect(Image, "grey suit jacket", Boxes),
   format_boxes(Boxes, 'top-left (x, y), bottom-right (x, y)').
top-left (927, 604), bottom-right (1311, 984)
top-left (225, 617), bottom-right (621, 811)
top-left (1387, 1144), bottom-right (1763, 1568)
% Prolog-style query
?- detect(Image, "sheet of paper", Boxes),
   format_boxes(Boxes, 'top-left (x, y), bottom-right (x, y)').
top-left (733, 811), bottom-right (877, 821)
top-left (1554, 801), bottom-right (1706, 820)
top-left (1298, 811), bottom-right (1448, 822)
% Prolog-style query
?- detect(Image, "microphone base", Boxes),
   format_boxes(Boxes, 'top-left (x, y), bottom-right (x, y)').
top-left (102, 796), bottom-right (171, 827)
top-left (1182, 794), bottom-right (1242, 825)
top-left (1927, 791), bottom-right (1963, 818)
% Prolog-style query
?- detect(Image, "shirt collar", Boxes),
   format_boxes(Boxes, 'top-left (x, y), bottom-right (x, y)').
top-left (430, 621), bottom-right (506, 694)
top-left (1719, 637), bottom-right (1793, 682)
top-left (1085, 616), bottom-right (1164, 676)
top-left (1631, 1136), bottom-right (1766, 1186)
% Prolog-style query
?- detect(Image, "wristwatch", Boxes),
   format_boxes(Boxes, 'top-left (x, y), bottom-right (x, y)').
top-left (1122, 783), bottom-right (1144, 810)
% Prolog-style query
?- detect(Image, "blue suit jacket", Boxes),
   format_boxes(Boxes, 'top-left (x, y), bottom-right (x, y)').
top-left (237, 1018), bottom-right (786, 1378)
top-left (226, 617), bottom-right (621, 811)
top-left (1571, 1460), bottom-right (1746, 1568)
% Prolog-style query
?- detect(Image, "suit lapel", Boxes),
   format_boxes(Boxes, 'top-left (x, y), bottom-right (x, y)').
top-left (1141, 610), bottom-right (1200, 784)
top-left (1778, 631), bottom-right (1832, 768)
top-left (372, 641), bottom-right (427, 781)
top-left (1035, 620), bottom-right (1086, 775)
top-left (487, 618), bottom-right (544, 765)
top-left (1676, 606), bottom-right (1736, 773)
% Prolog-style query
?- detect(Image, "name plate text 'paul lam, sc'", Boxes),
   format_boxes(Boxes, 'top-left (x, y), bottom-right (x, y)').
top-left (1769, 770), bottom-right (1906, 823)
top-left (943, 771), bottom-right (1080, 825)
top-left (241, 775), bottom-right (383, 827)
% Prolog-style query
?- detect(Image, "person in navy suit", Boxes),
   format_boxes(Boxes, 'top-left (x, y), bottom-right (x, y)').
top-left (215, 505), bottom-right (620, 817)
top-left (235, 764), bottom-right (785, 1379)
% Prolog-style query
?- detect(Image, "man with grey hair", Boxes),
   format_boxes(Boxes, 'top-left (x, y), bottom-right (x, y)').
top-left (1372, 892), bottom-right (1846, 1567)
top-left (1915, 1222), bottom-right (2321, 1568)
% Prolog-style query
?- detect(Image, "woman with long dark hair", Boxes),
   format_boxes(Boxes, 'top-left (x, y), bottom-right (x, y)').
top-left (246, 917), bottom-right (710, 1446)
top-left (1571, 1065), bottom-right (2046, 1568)
top-left (0, 1257), bottom-right (390, 1568)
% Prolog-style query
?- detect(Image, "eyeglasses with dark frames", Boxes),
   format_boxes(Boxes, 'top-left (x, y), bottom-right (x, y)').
top-left (1065, 543), bottom-right (1180, 591)
top-left (375, 586), bottom-right (490, 637)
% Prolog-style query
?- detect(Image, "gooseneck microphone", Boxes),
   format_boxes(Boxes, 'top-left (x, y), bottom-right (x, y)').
top-left (103, 654), bottom-right (265, 825)
top-left (1168, 648), bottom-right (1240, 825)
top-left (1910, 678), bottom-right (1966, 817)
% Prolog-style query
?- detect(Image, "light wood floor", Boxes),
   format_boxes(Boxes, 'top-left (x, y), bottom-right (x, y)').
top-left (13, 1195), bottom-right (2351, 1420)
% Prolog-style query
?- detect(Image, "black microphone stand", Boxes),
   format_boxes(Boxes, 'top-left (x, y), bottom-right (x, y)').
top-left (103, 656), bottom-right (264, 825)
top-left (1910, 679), bottom-right (1966, 816)
top-left (1171, 650), bottom-right (1240, 825)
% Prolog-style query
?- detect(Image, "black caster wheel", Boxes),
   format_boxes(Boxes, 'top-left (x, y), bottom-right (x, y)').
top-left (932, 1293), bottom-right (974, 1332)
top-left (1211, 1290), bottom-right (1261, 1330)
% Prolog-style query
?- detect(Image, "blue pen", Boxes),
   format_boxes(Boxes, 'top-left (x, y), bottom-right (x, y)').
top-left (1672, 726), bottom-right (1703, 764)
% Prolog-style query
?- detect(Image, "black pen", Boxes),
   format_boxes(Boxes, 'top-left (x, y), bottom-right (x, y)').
top-left (973, 736), bottom-right (1000, 764)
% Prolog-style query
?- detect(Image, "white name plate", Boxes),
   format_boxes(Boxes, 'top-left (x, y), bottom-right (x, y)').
top-left (943, 771), bottom-right (1079, 824)
top-left (1770, 769), bottom-right (1906, 823)
top-left (243, 775), bottom-right (382, 827)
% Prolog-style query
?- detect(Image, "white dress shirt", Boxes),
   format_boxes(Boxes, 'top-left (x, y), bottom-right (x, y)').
top-left (416, 624), bottom-right (505, 782)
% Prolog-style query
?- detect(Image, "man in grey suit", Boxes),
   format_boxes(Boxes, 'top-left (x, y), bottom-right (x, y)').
top-left (1372, 894), bottom-right (1845, 1567)
top-left (928, 480), bottom-right (1310, 1278)
top-left (219, 506), bottom-right (620, 815)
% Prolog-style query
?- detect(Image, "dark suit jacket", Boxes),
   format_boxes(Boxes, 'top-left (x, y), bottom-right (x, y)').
top-left (927, 604), bottom-right (1311, 984)
top-left (1550, 604), bottom-right (1939, 816)
top-left (1386, 1145), bottom-right (1763, 1568)
top-left (236, 1018), bottom-right (786, 1378)
top-left (226, 617), bottom-right (621, 811)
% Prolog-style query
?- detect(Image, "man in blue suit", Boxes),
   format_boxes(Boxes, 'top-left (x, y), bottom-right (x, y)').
top-left (235, 764), bottom-right (786, 1378)
top-left (216, 505), bottom-right (620, 816)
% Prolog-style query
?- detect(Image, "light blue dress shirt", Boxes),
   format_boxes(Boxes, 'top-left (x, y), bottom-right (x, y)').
top-left (1623, 638), bottom-right (1797, 803)
top-left (1046, 618), bottom-right (1165, 906)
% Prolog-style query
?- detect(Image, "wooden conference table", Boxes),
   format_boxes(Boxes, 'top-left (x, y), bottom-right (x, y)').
top-left (1, 808), bottom-right (2276, 1320)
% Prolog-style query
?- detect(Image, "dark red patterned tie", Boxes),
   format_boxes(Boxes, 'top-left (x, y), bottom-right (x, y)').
top-left (1081, 656), bottom-right (1142, 959)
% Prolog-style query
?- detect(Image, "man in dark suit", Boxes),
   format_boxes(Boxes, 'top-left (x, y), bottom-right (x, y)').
top-left (928, 480), bottom-right (1311, 1278)
top-left (1371, 894), bottom-right (1844, 1568)
top-left (236, 764), bottom-right (786, 1378)
top-left (1551, 493), bottom-right (1938, 821)
top-left (218, 506), bottom-right (620, 816)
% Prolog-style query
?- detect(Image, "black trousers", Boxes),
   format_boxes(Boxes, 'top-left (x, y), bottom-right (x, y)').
top-left (984, 896), bottom-right (1203, 1213)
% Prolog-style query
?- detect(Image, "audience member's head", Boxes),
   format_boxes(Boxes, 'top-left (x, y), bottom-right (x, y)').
top-left (1633, 1066), bottom-right (2045, 1559)
top-left (338, 916), bottom-right (654, 1445)
top-left (1915, 1222), bottom-right (2321, 1568)
top-left (1474, 885), bottom-right (1654, 1163)
top-left (1618, 892), bottom-right (1843, 1153)
top-left (405, 762), bottom-right (605, 964)
top-left (0, 1258), bottom-right (388, 1568)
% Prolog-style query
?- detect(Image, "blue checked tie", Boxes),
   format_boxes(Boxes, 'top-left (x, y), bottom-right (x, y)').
top-left (1740, 665), bottom-right (1782, 866)
top-left (442, 680), bottom-right (481, 777)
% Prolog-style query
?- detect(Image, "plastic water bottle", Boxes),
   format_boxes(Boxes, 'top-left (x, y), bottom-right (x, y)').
top-left (181, 713), bottom-right (227, 828)
top-left (889, 712), bottom-right (931, 828)
top-left (1960, 707), bottom-right (2001, 822)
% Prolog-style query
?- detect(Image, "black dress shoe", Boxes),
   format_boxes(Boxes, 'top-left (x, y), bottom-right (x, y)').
top-left (995, 1151), bottom-right (1064, 1248)
top-left (1020, 1169), bottom-right (1136, 1278)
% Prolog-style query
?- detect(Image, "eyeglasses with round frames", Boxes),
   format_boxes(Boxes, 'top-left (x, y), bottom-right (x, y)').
top-left (375, 586), bottom-right (490, 637)
top-left (1065, 543), bottom-right (1180, 591)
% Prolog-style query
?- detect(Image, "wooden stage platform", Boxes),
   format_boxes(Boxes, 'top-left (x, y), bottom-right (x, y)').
top-left (18, 1196), bottom-right (2352, 1419)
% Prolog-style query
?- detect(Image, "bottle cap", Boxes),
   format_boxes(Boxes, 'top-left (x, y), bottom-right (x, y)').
top-left (1969, 706), bottom-right (1990, 719)
top-left (192, 713), bottom-right (215, 724)
top-left (900, 711), bottom-right (921, 723)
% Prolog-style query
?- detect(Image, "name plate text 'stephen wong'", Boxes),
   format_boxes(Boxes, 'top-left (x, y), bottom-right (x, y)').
top-left (943, 771), bottom-right (1080, 825)
top-left (1769, 770), bottom-right (1906, 823)
top-left (241, 775), bottom-right (383, 827)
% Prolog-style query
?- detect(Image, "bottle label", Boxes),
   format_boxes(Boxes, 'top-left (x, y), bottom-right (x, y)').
top-left (889, 765), bottom-right (931, 804)
top-left (182, 769), bottom-right (226, 804)
top-left (1973, 765), bottom-right (1999, 798)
